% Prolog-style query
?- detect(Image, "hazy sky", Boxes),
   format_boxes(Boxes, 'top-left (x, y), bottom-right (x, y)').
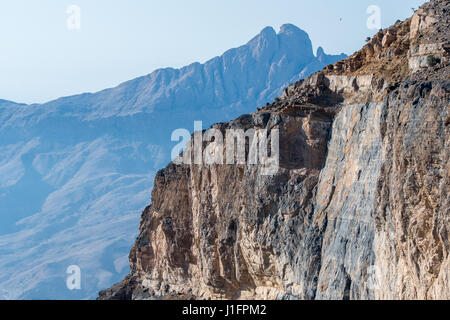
top-left (0, 0), bottom-right (426, 104)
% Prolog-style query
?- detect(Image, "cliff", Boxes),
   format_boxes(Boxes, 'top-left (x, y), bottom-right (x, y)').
top-left (99, 0), bottom-right (449, 300)
top-left (0, 25), bottom-right (343, 300)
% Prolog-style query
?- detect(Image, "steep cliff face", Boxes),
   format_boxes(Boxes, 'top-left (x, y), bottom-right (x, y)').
top-left (99, 0), bottom-right (449, 300)
top-left (0, 25), bottom-right (344, 300)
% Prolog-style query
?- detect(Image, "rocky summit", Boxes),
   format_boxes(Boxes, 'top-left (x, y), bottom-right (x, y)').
top-left (99, 0), bottom-right (449, 300)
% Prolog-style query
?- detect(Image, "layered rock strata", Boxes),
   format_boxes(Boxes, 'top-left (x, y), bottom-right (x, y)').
top-left (99, 0), bottom-right (449, 300)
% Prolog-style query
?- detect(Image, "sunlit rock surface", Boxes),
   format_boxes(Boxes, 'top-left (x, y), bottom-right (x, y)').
top-left (0, 25), bottom-right (345, 299)
top-left (99, 0), bottom-right (449, 300)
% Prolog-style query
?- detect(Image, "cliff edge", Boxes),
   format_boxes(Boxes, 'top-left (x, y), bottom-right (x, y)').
top-left (99, 0), bottom-right (449, 300)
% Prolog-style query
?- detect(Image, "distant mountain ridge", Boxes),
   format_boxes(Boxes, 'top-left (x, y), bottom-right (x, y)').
top-left (1, 24), bottom-right (345, 125)
top-left (0, 24), bottom-right (346, 299)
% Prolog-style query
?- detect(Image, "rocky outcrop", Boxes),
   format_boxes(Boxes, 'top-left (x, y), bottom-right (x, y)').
top-left (0, 25), bottom-right (346, 300)
top-left (99, 0), bottom-right (449, 300)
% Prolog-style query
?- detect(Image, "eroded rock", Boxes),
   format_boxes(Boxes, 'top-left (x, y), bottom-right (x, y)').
top-left (99, 0), bottom-right (449, 300)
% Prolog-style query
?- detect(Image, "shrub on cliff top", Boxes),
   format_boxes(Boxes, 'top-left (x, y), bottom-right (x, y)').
top-left (427, 55), bottom-right (441, 67)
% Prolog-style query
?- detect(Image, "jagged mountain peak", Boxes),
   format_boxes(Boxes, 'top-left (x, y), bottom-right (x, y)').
top-left (256, 26), bottom-right (277, 37)
top-left (252, 24), bottom-right (310, 41)
top-left (0, 24), bottom-right (345, 126)
top-left (244, 24), bottom-right (314, 60)
top-left (279, 23), bottom-right (309, 37)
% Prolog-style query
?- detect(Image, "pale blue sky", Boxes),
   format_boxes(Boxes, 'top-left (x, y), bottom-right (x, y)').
top-left (0, 0), bottom-right (426, 104)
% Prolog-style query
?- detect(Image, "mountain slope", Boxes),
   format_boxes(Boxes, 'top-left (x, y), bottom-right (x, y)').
top-left (0, 25), bottom-right (346, 300)
top-left (99, 0), bottom-right (449, 300)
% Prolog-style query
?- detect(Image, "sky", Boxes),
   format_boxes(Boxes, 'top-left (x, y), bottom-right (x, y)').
top-left (0, 0), bottom-right (427, 104)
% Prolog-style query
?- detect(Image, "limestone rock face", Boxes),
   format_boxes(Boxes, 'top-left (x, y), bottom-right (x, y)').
top-left (99, 0), bottom-right (449, 300)
top-left (0, 24), bottom-right (347, 300)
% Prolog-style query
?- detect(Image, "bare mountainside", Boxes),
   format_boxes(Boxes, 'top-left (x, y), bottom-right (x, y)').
top-left (0, 25), bottom-right (345, 300)
top-left (99, 0), bottom-right (449, 300)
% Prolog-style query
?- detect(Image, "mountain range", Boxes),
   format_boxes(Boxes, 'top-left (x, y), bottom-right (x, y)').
top-left (99, 0), bottom-right (449, 300)
top-left (0, 24), bottom-right (346, 299)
